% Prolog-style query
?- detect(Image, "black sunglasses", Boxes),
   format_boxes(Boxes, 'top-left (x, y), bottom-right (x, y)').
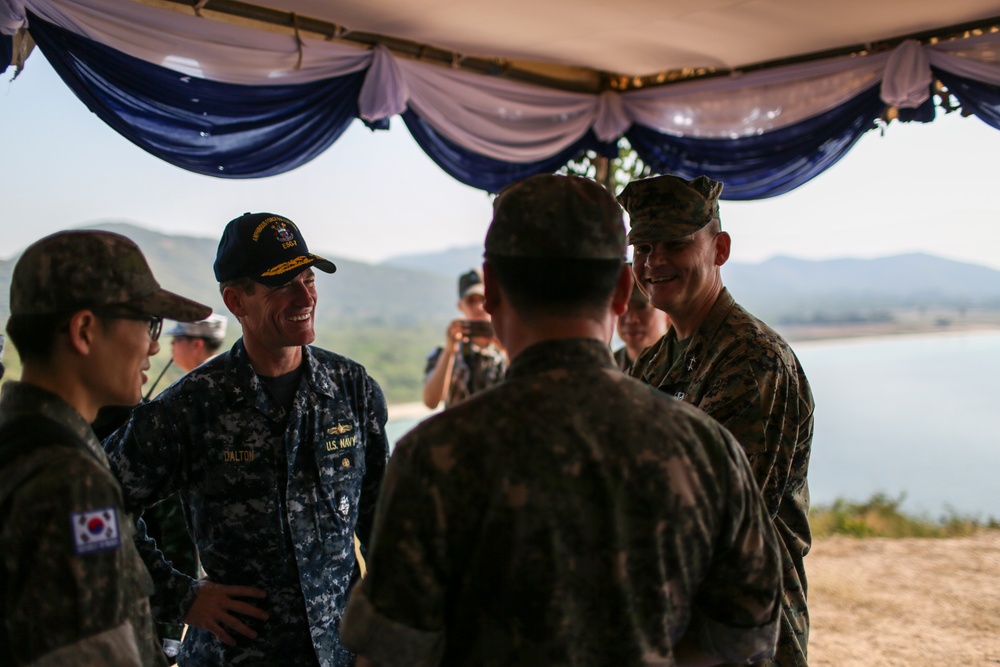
top-left (93, 307), bottom-right (164, 341)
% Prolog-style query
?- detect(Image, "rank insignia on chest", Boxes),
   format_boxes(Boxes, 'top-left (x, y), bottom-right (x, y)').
top-left (325, 420), bottom-right (357, 452)
top-left (70, 507), bottom-right (122, 555)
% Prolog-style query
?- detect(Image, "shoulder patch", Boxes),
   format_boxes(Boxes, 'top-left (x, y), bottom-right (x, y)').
top-left (70, 507), bottom-right (122, 555)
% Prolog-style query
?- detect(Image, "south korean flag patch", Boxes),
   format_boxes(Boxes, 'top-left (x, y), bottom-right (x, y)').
top-left (70, 507), bottom-right (122, 555)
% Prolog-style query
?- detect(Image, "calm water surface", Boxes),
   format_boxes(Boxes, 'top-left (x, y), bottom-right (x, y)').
top-left (387, 330), bottom-right (1000, 519)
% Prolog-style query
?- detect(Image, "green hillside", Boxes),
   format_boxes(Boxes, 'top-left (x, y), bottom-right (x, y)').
top-left (0, 223), bottom-right (458, 404)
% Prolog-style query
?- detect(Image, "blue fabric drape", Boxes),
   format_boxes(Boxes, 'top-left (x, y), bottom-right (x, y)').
top-left (627, 85), bottom-right (887, 200)
top-left (21, 11), bottom-right (997, 196)
top-left (936, 68), bottom-right (1000, 132)
top-left (401, 109), bottom-right (611, 193)
top-left (27, 13), bottom-right (363, 178)
top-left (1, 34), bottom-right (11, 73)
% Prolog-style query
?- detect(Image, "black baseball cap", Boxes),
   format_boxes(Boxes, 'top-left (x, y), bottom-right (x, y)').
top-left (214, 212), bottom-right (336, 287)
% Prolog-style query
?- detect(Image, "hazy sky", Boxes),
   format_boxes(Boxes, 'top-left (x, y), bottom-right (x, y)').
top-left (3, 52), bottom-right (999, 268)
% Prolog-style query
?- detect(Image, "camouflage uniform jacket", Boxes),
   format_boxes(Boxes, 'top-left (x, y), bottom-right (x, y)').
top-left (424, 340), bottom-right (507, 408)
top-left (0, 382), bottom-right (165, 667)
top-left (629, 288), bottom-right (814, 667)
top-left (612, 345), bottom-right (632, 371)
top-left (104, 339), bottom-right (390, 666)
top-left (342, 338), bottom-right (783, 667)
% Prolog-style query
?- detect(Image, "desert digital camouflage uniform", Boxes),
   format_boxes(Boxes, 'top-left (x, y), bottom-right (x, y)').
top-left (342, 338), bottom-right (783, 666)
top-left (423, 341), bottom-right (507, 407)
top-left (629, 287), bottom-right (814, 667)
top-left (104, 339), bottom-right (389, 666)
top-left (0, 382), bottom-right (166, 667)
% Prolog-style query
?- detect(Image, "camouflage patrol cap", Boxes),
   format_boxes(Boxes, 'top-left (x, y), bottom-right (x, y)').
top-left (618, 175), bottom-right (724, 245)
top-left (214, 212), bottom-right (336, 287)
top-left (10, 230), bottom-right (212, 321)
top-left (485, 174), bottom-right (625, 260)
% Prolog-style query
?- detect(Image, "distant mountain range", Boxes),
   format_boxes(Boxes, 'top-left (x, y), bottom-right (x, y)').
top-left (382, 245), bottom-right (1000, 324)
top-left (3, 224), bottom-right (1000, 328)
top-left (0, 222), bottom-right (457, 327)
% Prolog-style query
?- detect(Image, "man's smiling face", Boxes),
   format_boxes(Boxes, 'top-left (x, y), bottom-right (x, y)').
top-left (631, 227), bottom-right (728, 320)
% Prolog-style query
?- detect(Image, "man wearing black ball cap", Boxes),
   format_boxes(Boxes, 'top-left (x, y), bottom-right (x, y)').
top-left (105, 213), bottom-right (390, 667)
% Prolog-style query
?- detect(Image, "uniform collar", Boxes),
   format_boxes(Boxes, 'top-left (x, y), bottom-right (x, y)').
top-left (643, 287), bottom-right (736, 382)
top-left (225, 339), bottom-right (338, 415)
top-left (0, 381), bottom-right (106, 460)
top-left (507, 338), bottom-right (616, 381)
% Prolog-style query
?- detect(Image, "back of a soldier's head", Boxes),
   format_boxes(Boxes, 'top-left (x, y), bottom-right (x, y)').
top-left (484, 174), bottom-right (626, 318)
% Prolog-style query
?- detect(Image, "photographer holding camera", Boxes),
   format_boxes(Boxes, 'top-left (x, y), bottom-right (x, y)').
top-left (422, 268), bottom-right (508, 409)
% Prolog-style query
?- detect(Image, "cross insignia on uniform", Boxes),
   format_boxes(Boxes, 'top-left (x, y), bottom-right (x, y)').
top-left (686, 356), bottom-right (697, 372)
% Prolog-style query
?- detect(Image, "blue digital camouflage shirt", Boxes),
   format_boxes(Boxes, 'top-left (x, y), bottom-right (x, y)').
top-left (342, 338), bottom-right (782, 666)
top-left (104, 339), bottom-right (389, 666)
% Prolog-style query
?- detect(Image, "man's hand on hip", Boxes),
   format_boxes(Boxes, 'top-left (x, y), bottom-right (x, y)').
top-left (184, 579), bottom-right (269, 646)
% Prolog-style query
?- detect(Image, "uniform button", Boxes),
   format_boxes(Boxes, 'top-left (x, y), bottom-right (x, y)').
top-left (341, 458), bottom-right (351, 468)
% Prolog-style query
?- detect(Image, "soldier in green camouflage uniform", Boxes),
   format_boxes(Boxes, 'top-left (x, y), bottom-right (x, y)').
top-left (341, 174), bottom-right (783, 667)
top-left (620, 175), bottom-right (815, 667)
top-left (0, 230), bottom-right (211, 666)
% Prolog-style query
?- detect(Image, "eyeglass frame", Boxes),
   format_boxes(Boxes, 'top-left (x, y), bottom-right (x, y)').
top-left (91, 307), bottom-right (164, 341)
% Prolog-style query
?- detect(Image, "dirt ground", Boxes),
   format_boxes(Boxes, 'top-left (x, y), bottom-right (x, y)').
top-left (807, 531), bottom-right (1000, 666)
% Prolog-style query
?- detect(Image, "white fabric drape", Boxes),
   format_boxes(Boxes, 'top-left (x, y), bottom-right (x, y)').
top-left (5, 0), bottom-right (1000, 160)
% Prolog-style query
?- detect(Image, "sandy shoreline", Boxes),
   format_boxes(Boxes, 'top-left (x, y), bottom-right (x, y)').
top-left (808, 531), bottom-right (1000, 665)
top-left (779, 320), bottom-right (1000, 344)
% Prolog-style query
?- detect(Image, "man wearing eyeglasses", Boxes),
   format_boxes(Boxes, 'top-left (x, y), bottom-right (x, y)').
top-left (0, 230), bottom-right (212, 666)
top-left (104, 213), bottom-right (390, 667)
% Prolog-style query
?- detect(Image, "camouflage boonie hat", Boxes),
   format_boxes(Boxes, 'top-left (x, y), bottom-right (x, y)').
top-left (10, 230), bottom-right (212, 321)
top-left (485, 174), bottom-right (625, 260)
top-left (166, 313), bottom-right (228, 343)
top-left (618, 175), bottom-right (723, 245)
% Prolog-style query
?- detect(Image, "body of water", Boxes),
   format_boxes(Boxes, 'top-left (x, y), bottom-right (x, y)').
top-left (387, 330), bottom-right (1000, 519)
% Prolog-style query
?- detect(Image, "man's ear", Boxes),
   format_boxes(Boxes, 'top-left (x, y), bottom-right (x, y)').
top-left (482, 262), bottom-right (500, 315)
top-left (611, 265), bottom-right (633, 317)
top-left (222, 286), bottom-right (247, 318)
top-left (714, 231), bottom-right (732, 267)
top-left (66, 310), bottom-right (99, 356)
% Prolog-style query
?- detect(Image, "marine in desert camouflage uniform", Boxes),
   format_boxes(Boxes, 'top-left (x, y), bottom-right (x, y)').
top-left (341, 174), bottom-right (783, 667)
top-left (0, 230), bottom-right (211, 666)
top-left (104, 213), bottom-right (389, 666)
top-left (621, 174), bottom-right (814, 667)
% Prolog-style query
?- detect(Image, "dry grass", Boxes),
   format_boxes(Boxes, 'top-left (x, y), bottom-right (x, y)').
top-left (807, 531), bottom-right (1000, 666)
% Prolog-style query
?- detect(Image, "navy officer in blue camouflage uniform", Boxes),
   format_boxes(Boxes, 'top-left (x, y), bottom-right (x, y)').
top-left (105, 212), bottom-right (390, 666)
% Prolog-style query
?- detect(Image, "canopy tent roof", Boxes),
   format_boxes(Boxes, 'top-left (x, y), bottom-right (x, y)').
top-left (3, 0), bottom-right (1000, 198)
top-left (173, 0), bottom-right (1000, 88)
